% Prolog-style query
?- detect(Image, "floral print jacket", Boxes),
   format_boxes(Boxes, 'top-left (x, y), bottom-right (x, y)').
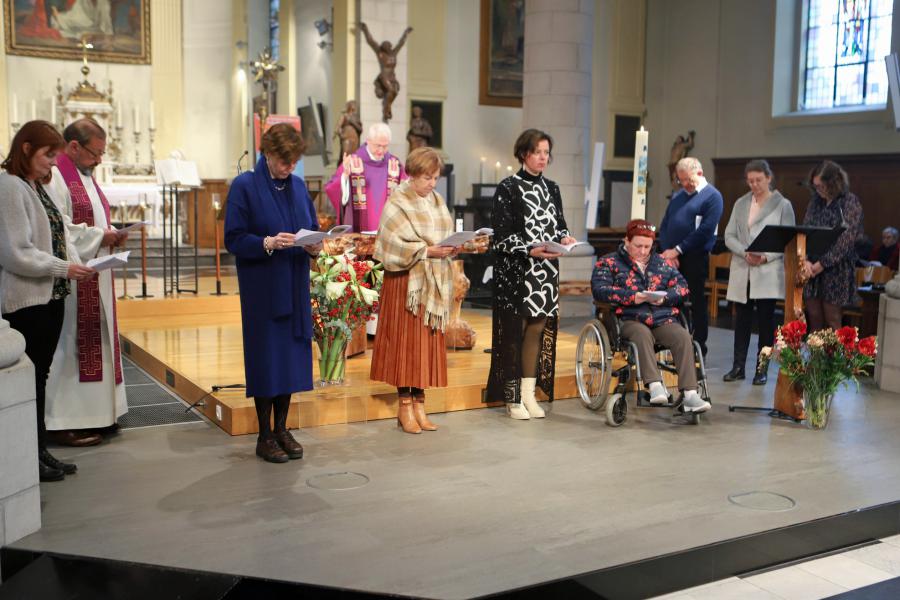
top-left (591, 243), bottom-right (690, 328)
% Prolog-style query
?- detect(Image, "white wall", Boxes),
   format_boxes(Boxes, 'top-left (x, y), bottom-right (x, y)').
top-left (443, 0), bottom-right (522, 204)
top-left (644, 0), bottom-right (900, 225)
top-left (294, 0), bottom-right (333, 177)
top-left (183, 0), bottom-right (233, 179)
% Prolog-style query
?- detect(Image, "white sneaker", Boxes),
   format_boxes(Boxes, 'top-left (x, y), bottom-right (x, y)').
top-left (520, 377), bottom-right (545, 418)
top-left (648, 381), bottom-right (669, 405)
top-left (507, 403), bottom-right (530, 420)
top-left (682, 390), bottom-right (711, 413)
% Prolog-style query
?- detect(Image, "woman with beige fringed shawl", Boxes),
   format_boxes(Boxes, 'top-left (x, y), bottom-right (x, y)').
top-left (370, 147), bottom-right (460, 434)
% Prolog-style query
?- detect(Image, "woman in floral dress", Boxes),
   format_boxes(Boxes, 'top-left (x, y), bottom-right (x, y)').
top-left (802, 160), bottom-right (863, 332)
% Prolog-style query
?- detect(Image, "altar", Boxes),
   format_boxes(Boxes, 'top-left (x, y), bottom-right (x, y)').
top-left (104, 182), bottom-right (164, 237)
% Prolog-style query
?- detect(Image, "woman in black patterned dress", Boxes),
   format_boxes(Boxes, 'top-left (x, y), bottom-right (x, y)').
top-left (486, 129), bottom-right (576, 420)
top-left (802, 160), bottom-right (864, 331)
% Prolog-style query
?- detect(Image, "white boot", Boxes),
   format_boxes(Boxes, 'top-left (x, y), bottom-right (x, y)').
top-left (648, 381), bottom-right (669, 405)
top-left (507, 402), bottom-right (530, 420)
top-left (520, 377), bottom-right (545, 418)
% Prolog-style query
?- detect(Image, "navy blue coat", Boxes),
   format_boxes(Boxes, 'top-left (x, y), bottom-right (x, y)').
top-left (224, 156), bottom-right (317, 398)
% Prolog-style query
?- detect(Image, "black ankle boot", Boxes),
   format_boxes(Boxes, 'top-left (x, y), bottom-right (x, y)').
top-left (39, 459), bottom-right (65, 482)
top-left (753, 363), bottom-right (768, 385)
top-left (723, 365), bottom-right (746, 382)
top-left (39, 448), bottom-right (77, 474)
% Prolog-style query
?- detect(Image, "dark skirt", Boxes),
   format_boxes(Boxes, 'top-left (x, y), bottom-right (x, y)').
top-left (370, 270), bottom-right (448, 389)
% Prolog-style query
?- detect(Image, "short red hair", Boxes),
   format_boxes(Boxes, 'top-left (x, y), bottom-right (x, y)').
top-left (626, 219), bottom-right (657, 240)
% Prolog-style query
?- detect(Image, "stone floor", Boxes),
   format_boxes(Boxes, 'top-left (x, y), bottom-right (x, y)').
top-left (9, 325), bottom-right (900, 599)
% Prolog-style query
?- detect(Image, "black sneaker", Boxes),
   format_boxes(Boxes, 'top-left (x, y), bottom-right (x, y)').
top-left (752, 371), bottom-right (768, 385)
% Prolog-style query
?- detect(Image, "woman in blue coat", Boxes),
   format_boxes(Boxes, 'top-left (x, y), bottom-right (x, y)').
top-left (225, 124), bottom-right (320, 464)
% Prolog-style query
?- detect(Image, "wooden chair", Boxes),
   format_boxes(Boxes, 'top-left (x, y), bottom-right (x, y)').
top-left (705, 252), bottom-right (732, 319)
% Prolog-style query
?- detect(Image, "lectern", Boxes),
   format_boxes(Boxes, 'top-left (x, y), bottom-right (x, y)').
top-left (729, 224), bottom-right (844, 419)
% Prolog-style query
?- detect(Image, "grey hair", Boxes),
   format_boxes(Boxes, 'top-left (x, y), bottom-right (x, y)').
top-left (884, 227), bottom-right (899, 238)
top-left (62, 117), bottom-right (107, 145)
top-left (366, 122), bottom-right (392, 141)
top-left (675, 156), bottom-right (702, 174)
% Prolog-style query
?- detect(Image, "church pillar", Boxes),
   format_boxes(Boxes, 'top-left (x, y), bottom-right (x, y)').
top-left (151, 0), bottom-right (185, 157)
top-left (523, 0), bottom-right (595, 281)
top-left (357, 0), bottom-right (409, 160)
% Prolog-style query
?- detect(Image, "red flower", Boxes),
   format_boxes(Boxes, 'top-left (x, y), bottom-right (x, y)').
top-left (859, 336), bottom-right (877, 357)
top-left (781, 320), bottom-right (806, 349)
top-left (835, 326), bottom-right (858, 353)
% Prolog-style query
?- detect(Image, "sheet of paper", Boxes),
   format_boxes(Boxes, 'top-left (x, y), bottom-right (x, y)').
top-left (536, 240), bottom-right (593, 256)
top-left (643, 290), bottom-right (667, 301)
top-left (438, 228), bottom-right (494, 247)
top-left (118, 221), bottom-right (150, 234)
top-left (293, 224), bottom-right (353, 246)
top-left (86, 250), bottom-right (130, 272)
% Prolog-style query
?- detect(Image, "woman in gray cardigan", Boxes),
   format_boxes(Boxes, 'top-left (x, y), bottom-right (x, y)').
top-left (723, 160), bottom-right (795, 385)
top-left (0, 121), bottom-right (95, 482)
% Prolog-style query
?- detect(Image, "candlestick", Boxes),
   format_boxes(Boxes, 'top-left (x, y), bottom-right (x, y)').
top-left (116, 104), bottom-right (122, 128)
top-left (479, 156), bottom-right (486, 184)
top-left (631, 125), bottom-right (649, 220)
top-left (136, 197), bottom-right (153, 298)
top-left (133, 130), bottom-right (141, 165)
top-left (494, 161), bottom-right (501, 183)
top-left (148, 127), bottom-right (156, 164)
top-left (11, 93), bottom-right (17, 123)
top-left (149, 101), bottom-right (155, 130)
top-left (211, 193), bottom-right (225, 296)
top-left (50, 96), bottom-right (56, 126)
top-left (133, 105), bottom-right (140, 133)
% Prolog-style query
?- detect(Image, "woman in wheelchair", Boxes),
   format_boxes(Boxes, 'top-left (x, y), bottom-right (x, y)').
top-left (590, 219), bottom-right (711, 414)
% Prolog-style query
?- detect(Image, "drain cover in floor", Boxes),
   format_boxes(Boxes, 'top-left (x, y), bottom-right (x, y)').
top-left (728, 491), bottom-right (796, 511)
top-left (306, 472), bottom-right (370, 490)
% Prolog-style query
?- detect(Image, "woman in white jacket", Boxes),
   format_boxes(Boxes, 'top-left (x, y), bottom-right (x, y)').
top-left (722, 160), bottom-right (795, 385)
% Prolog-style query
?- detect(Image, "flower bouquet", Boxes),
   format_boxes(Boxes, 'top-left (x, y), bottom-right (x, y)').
top-left (310, 253), bottom-right (383, 384)
top-left (759, 321), bottom-right (877, 429)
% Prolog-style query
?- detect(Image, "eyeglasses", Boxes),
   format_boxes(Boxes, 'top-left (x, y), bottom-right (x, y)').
top-left (79, 143), bottom-right (105, 160)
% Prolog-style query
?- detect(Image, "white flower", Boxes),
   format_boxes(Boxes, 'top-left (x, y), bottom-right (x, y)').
top-left (359, 286), bottom-right (379, 305)
top-left (760, 346), bottom-right (772, 358)
top-left (807, 334), bottom-right (825, 348)
top-left (325, 281), bottom-right (349, 300)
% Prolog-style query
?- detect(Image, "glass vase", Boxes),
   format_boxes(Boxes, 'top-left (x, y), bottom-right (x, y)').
top-left (316, 334), bottom-right (348, 386)
top-left (802, 390), bottom-right (833, 430)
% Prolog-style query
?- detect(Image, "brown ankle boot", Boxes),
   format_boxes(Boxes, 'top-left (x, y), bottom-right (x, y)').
top-left (397, 394), bottom-right (422, 434)
top-left (412, 392), bottom-right (437, 431)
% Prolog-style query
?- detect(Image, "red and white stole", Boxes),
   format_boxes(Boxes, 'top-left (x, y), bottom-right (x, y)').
top-left (55, 154), bottom-right (123, 385)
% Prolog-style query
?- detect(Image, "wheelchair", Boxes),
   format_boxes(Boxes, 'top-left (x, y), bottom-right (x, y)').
top-left (574, 301), bottom-right (710, 427)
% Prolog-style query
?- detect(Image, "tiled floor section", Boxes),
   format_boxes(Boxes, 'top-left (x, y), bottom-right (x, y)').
top-left (653, 535), bottom-right (900, 599)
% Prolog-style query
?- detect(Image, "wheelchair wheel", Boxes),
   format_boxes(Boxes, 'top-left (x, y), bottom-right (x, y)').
top-left (575, 320), bottom-right (612, 410)
top-left (605, 393), bottom-right (627, 427)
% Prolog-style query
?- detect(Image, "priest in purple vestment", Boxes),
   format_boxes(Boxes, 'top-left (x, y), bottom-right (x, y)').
top-left (325, 122), bottom-right (407, 232)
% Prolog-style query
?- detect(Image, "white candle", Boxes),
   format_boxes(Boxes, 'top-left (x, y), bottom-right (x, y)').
top-left (479, 157), bottom-right (486, 184)
top-left (149, 101), bottom-right (155, 129)
top-left (11, 93), bottom-right (18, 123)
top-left (50, 95), bottom-right (56, 125)
top-left (30, 100), bottom-right (36, 121)
top-left (506, 165), bottom-right (513, 176)
top-left (116, 105), bottom-right (122, 128)
top-left (631, 126), bottom-right (649, 219)
top-left (494, 161), bottom-right (501, 183)
top-left (133, 105), bottom-right (140, 132)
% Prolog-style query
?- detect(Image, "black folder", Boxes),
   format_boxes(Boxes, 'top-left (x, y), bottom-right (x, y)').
top-left (746, 224), bottom-right (846, 260)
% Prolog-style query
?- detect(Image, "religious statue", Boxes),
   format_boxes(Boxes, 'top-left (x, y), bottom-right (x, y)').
top-left (667, 130), bottom-right (695, 189)
top-left (250, 47), bottom-right (284, 123)
top-left (359, 22), bottom-right (413, 122)
top-left (333, 100), bottom-right (363, 164)
top-left (406, 105), bottom-right (433, 152)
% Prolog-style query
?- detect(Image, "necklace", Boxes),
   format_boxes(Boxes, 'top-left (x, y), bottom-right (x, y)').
top-left (273, 181), bottom-right (286, 191)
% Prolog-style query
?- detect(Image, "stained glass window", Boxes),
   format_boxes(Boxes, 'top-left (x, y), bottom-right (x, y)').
top-left (802, 0), bottom-right (894, 110)
top-left (269, 0), bottom-right (281, 62)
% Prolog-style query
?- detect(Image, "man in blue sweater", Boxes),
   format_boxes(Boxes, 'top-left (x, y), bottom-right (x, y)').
top-left (658, 157), bottom-right (723, 357)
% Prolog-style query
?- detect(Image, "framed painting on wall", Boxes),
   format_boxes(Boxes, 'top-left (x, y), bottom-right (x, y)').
top-left (4, 0), bottom-right (151, 64)
top-left (478, 0), bottom-right (523, 107)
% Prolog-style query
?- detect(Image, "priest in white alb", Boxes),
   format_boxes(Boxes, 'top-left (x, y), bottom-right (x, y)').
top-left (44, 118), bottom-right (128, 446)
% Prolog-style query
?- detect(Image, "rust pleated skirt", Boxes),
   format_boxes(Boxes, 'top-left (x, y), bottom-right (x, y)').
top-left (370, 270), bottom-right (447, 389)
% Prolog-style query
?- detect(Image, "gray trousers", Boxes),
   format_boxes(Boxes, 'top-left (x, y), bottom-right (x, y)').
top-left (620, 321), bottom-right (697, 391)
